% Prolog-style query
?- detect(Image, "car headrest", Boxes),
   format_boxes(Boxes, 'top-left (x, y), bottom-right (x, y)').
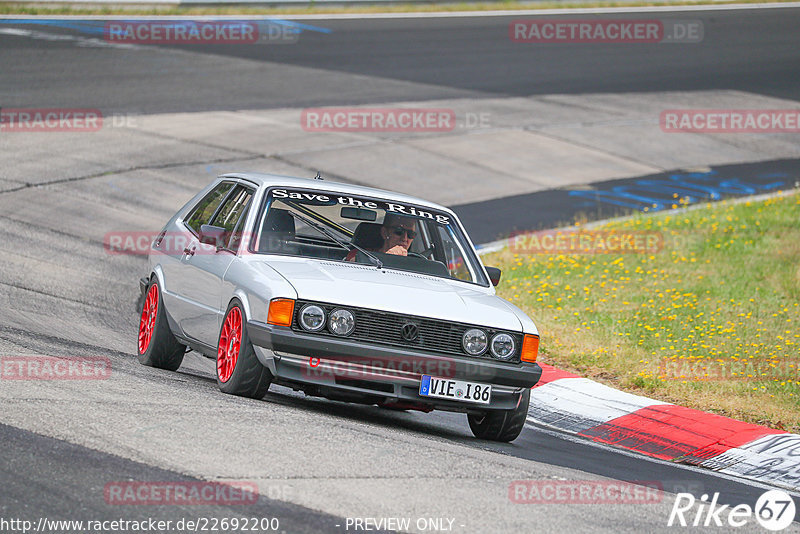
top-left (353, 222), bottom-right (384, 250)
top-left (263, 208), bottom-right (295, 235)
top-left (258, 208), bottom-right (296, 253)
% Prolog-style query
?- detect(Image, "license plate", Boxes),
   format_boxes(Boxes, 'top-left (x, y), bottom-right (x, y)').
top-left (419, 375), bottom-right (491, 404)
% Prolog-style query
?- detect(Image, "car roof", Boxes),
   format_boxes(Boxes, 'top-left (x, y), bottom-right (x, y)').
top-left (221, 172), bottom-right (451, 213)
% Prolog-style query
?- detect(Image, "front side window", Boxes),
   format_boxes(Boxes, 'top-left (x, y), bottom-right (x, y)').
top-left (212, 186), bottom-right (253, 233)
top-left (252, 187), bottom-right (488, 286)
top-left (436, 225), bottom-right (473, 282)
top-left (184, 181), bottom-right (235, 234)
top-left (213, 186), bottom-right (254, 251)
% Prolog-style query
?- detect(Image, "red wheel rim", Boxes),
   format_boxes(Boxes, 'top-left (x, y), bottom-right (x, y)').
top-left (217, 307), bottom-right (242, 383)
top-left (138, 284), bottom-right (159, 354)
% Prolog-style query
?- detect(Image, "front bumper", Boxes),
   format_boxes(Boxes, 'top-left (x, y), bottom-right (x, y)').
top-left (247, 320), bottom-right (541, 412)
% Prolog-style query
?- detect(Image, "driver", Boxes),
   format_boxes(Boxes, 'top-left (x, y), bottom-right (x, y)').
top-left (346, 213), bottom-right (416, 261)
top-left (379, 213), bottom-right (417, 256)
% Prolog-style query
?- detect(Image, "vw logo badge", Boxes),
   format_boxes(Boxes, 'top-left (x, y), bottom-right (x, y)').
top-left (400, 323), bottom-right (419, 342)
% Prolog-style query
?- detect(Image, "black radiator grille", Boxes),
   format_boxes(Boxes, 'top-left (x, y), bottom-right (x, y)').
top-left (292, 300), bottom-right (522, 362)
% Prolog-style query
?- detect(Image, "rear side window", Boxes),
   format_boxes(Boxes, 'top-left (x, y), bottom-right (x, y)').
top-left (184, 182), bottom-right (234, 234)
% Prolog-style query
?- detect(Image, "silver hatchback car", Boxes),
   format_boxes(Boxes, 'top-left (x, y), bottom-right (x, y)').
top-left (137, 173), bottom-right (541, 442)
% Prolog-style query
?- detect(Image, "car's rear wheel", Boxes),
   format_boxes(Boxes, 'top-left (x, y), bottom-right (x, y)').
top-left (216, 301), bottom-right (272, 399)
top-left (467, 388), bottom-right (530, 442)
top-left (137, 279), bottom-right (185, 371)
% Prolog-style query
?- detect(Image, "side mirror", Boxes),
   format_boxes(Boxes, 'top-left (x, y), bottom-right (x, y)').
top-left (199, 224), bottom-right (227, 248)
top-left (485, 266), bottom-right (502, 286)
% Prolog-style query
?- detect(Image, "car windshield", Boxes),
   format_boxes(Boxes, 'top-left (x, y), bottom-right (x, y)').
top-left (252, 187), bottom-right (488, 286)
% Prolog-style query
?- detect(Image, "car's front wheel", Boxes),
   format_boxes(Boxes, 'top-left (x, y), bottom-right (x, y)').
top-left (216, 301), bottom-right (272, 399)
top-left (467, 388), bottom-right (530, 442)
top-left (137, 279), bottom-right (186, 371)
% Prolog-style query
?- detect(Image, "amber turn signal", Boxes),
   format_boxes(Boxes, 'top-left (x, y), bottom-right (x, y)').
top-left (520, 334), bottom-right (539, 363)
top-left (267, 298), bottom-right (295, 327)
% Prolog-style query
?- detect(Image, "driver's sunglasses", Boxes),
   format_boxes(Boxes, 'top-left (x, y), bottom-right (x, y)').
top-left (390, 226), bottom-right (417, 239)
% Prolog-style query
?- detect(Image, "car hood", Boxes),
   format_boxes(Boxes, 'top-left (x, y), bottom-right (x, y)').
top-left (262, 258), bottom-right (524, 331)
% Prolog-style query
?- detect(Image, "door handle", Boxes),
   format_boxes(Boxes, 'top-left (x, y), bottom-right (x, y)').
top-left (183, 246), bottom-right (195, 257)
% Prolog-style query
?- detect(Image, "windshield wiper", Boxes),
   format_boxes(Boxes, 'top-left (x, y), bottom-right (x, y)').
top-left (285, 210), bottom-right (383, 269)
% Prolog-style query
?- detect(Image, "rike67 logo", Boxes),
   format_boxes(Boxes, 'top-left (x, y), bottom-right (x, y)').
top-left (668, 490), bottom-right (796, 531)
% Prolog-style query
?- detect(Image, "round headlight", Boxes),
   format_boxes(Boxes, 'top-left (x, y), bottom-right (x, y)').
top-left (299, 304), bottom-right (325, 331)
top-left (462, 328), bottom-right (488, 355)
top-left (328, 309), bottom-right (355, 336)
top-left (490, 333), bottom-right (516, 360)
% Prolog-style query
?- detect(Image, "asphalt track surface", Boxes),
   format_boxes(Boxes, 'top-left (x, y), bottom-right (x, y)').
top-left (1, 6), bottom-right (800, 533)
top-left (0, 7), bottom-right (799, 113)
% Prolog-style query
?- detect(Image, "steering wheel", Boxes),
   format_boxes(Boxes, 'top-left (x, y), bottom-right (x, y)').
top-left (408, 246), bottom-right (435, 259)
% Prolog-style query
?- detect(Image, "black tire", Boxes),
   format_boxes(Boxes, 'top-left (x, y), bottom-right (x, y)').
top-left (216, 301), bottom-right (272, 399)
top-left (467, 388), bottom-right (530, 442)
top-left (137, 278), bottom-right (185, 371)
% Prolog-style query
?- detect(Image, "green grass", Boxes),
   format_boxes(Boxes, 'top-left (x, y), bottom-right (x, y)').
top-left (485, 191), bottom-right (800, 432)
top-left (0, 0), bottom-right (796, 16)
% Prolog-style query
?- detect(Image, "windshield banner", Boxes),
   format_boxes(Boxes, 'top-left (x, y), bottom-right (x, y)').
top-left (270, 188), bottom-right (452, 225)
